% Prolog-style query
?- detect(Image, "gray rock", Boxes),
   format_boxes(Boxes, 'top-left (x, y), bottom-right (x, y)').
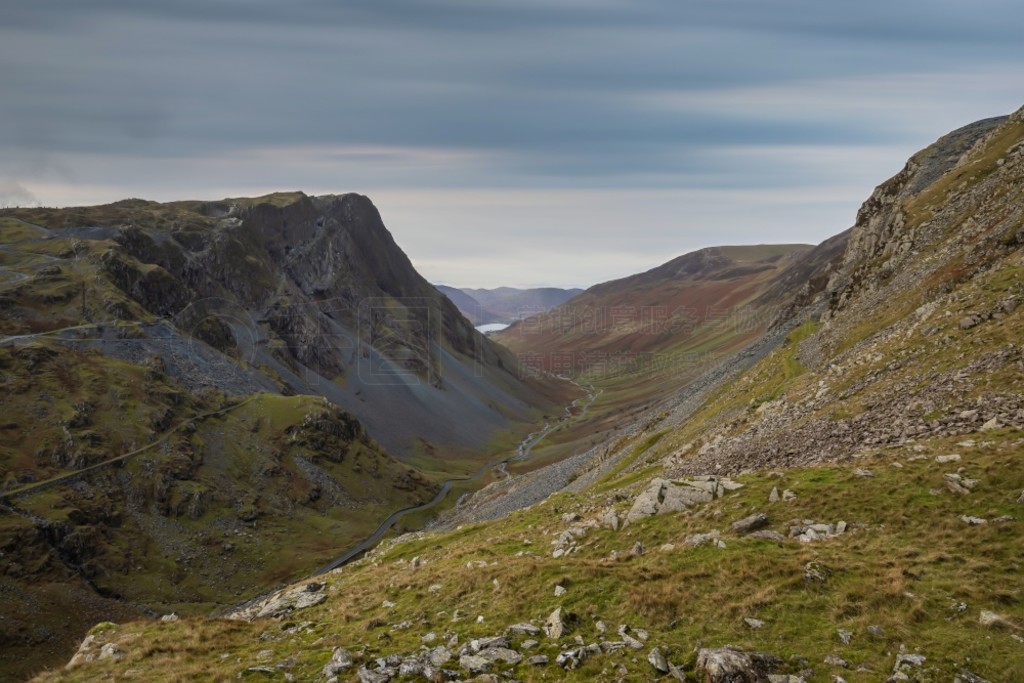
top-left (470, 636), bottom-right (510, 652)
top-left (648, 647), bottom-right (670, 673)
top-left (98, 643), bottom-right (123, 660)
top-left (322, 648), bottom-right (355, 677)
top-left (526, 655), bottom-right (549, 666)
top-left (554, 585), bottom-right (567, 597)
top-left (936, 454), bottom-right (961, 463)
top-left (398, 660), bottom-right (422, 677)
top-left (479, 647), bottom-right (522, 665)
top-left (507, 623), bottom-right (540, 636)
top-left (357, 668), bottom-right (392, 683)
top-left (697, 647), bottom-right (780, 682)
top-left (747, 530), bottom-right (786, 542)
top-left (804, 561), bottom-right (830, 583)
top-left (733, 513), bottom-right (770, 533)
top-left (782, 490), bottom-right (797, 501)
top-left (544, 607), bottom-right (566, 639)
top-left (631, 541), bottom-right (646, 556)
top-left (622, 633), bottom-right (645, 650)
top-left (769, 486), bottom-right (781, 503)
top-left (954, 669), bottom-right (993, 683)
top-left (824, 654), bottom-right (849, 667)
top-left (237, 581), bottom-right (328, 620)
top-left (459, 654), bottom-right (491, 674)
top-left (960, 515), bottom-right (988, 525)
top-left (427, 647), bottom-right (451, 667)
top-left (837, 629), bottom-right (853, 644)
top-left (980, 417), bottom-right (1000, 431)
top-left (946, 478), bottom-right (972, 495)
top-left (662, 482), bottom-right (714, 511)
top-left (867, 625), bottom-right (884, 637)
top-left (744, 618), bottom-right (764, 629)
top-left (602, 508), bottom-right (620, 531)
top-left (625, 479), bottom-right (668, 525)
top-left (684, 530), bottom-right (721, 547)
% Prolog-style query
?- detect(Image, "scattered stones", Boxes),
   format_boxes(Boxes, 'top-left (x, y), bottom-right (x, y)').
top-left (732, 512), bottom-right (770, 533)
top-left (955, 670), bottom-right (993, 683)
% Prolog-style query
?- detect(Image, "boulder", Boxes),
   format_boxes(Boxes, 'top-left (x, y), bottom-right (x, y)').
top-left (732, 513), bottom-right (769, 533)
top-left (459, 654), bottom-right (491, 674)
top-left (545, 607), bottom-right (567, 639)
top-left (322, 648), bottom-right (355, 677)
top-left (648, 647), bottom-right (670, 673)
top-left (696, 647), bottom-right (780, 682)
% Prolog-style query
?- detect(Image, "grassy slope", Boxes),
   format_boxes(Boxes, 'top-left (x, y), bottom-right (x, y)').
top-left (496, 245), bottom-right (811, 470)
top-left (32, 429), bottom-right (1023, 682)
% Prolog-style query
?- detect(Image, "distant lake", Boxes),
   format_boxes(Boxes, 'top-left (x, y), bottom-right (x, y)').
top-left (476, 323), bottom-right (510, 334)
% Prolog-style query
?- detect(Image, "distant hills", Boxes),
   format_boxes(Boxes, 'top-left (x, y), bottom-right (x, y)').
top-left (435, 285), bottom-right (583, 326)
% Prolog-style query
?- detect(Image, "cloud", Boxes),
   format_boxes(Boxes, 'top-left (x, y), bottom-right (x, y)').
top-left (1, 1), bottom-right (1023, 285)
top-left (0, 181), bottom-right (38, 207)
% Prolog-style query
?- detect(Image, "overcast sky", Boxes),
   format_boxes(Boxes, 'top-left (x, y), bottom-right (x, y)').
top-left (3, 1), bottom-right (1023, 288)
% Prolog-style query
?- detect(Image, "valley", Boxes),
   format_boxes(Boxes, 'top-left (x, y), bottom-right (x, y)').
top-left (3, 107), bottom-right (1024, 683)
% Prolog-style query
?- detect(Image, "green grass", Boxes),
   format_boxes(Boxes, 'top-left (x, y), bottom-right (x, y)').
top-left (34, 432), bottom-right (1024, 683)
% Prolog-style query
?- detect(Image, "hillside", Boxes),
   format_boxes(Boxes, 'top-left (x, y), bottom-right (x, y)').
top-left (435, 286), bottom-right (584, 326)
top-left (30, 107), bottom-right (1024, 683)
top-left (0, 193), bottom-right (570, 680)
top-left (492, 242), bottom-right (836, 470)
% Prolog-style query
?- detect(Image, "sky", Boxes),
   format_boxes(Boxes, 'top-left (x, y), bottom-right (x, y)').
top-left (2, 1), bottom-right (1023, 288)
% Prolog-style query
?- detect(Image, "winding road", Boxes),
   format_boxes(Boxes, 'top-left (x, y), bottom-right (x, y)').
top-left (311, 378), bottom-right (597, 574)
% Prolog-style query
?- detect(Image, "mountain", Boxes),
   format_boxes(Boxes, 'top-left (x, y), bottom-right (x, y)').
top-left (32, 107), bottom-right (1024, 683)
top-left (435, 285), bottom-right (584, 326)
top-left (492, 243), bottom-right (832, 466)
top-left (0, 192), bottom-right (567, 679)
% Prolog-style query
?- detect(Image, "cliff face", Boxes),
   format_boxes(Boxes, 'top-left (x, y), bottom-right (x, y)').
top-left (0, 192), bottom-right (570, 679)
top-left (3, 192), bottom-right (562, 461)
